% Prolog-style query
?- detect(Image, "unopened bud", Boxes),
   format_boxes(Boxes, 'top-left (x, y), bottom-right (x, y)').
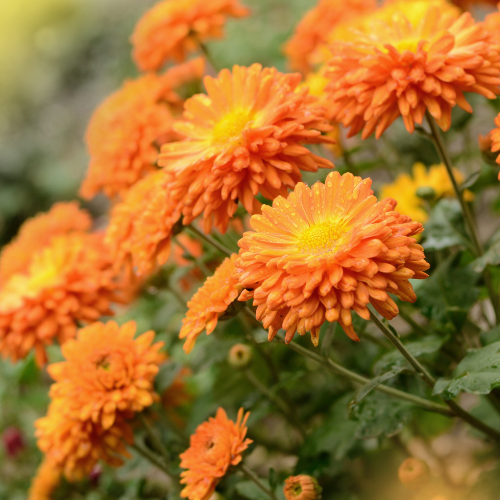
top-left (416, 186), bottom-right (436, 201)
top-left (478, 133), bottom-right (499, 167)
top-left (2, 426), bottom-right (25, 457)
top-left (228, 344), bottom-right (252, 368)
top-left (89, 464), bottom-right (102, 486)
top-left (398, 457), bottom-right (430, 489)
top-left (284, 475), bottom-right (322, 500)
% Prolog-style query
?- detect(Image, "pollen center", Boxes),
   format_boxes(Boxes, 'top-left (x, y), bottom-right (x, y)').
top-left (212, 109), bottom-right (253, 145)
top-left (298, 220), bottom-right (345, 254)
top-left (392, 38), bottom-right (422, 54)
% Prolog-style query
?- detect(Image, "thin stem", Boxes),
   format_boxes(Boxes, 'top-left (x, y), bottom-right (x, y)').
top-left (138, 413), bottom-right (171, 464)
top-left (245, 369), bottom-right (307, 440)
top-left (239, 464), bottom-right (279, 500)
top-left (276, 335), bottom-right (453, 417)
top-left (195, 38), bottom-right (219, 72)
top-left (131, 442), bottom-right (172, 478)
top-left (166, 283), bottom-right (187, 308)
top-left (174, 237), bottom-right (211, 277)
top-left (188, 225), bottom-right (233, 258)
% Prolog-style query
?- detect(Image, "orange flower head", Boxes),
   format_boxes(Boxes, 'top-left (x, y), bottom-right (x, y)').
top-left (131, 0), bottom-right (249, 72)
top-left (398, 457), bottom-right (430, 489)
top-left (284, 0), bottom-right (377, 73)
top-left (28, 458), bottom-right (61, 500)
top-left (105, 170), bottom-right (182, 276)
top-left (36, 399), bottom-right (133, 482)
top-left (235, 172), bottom-right (430, 345)
top-left (488, 113), bottom-right (500, 179)
top-left (159, 64), bottom-right (334, 234)
top-left (0, 232), bottom-right (133, 366)
top-left (180, 407), bottom-right (252, 500)
top-left (284, 475), bottom-right (322, 500)
top-left (180, 254), bottom-right (241, 353)
top-left (325, 5), bottom-right (500, 139)
top-left (81, 64), bottom-right (204, 200)
top-left (47, 321), bottom-right (163, 430)
top-left (0, 202), bottom-right (91, 285)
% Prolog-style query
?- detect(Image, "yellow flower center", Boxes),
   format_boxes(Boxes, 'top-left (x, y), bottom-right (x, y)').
top-left (212, 109), bottom-right (253, 145)
top-left (298, 220), bottom-right (346, 254)
top-left (391, 38), bottom-right (422, 54)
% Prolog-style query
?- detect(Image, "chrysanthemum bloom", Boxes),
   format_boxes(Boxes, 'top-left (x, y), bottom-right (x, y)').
top-left (380, 162), bottom-right (473, 224)
top-left (284, 475), bottom-right (322, 500)
top-left (180, 254), bottom-right (242, 353)
top-left (28, 458), bottom-right (61, 500)
top-left (325, 6), bottom-right (500, 139)
top-left (398, 457), bottom-right (430, 489)
top-left (47, 321), bottom-right (163, 430)
top-left (81, 60), bottom-right (205, 200)
top-left (284, 0), bottom-right (376, 73)
top-left (105, 170), bottom-right (182, 276)
top-left (36, 399), bottom-right (133, 481)
top-left (0, 202), bottom-right (91, 285)
top-left (0, 232), bottom-right (132, 366)
top-left (131, 0), bottom-right (250, 72)
top-left (235, 172), bottom-right (430, 344)
top-left (486, 114), bottom-right (500, 179)
top-left (179, 407), bottom-right (252, 500)
top-left (159, 64), bottom-right (334, 233)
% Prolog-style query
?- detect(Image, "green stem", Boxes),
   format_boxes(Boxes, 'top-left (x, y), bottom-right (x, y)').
top-left (131, 442), bottom-right (172, 478)
top-left (239, 464), bottom-right (279, 500)
top-left (174, 237), bottom-right (211, 277)
top-left (166, 283), bottom-right (187, 308)
top-left (188, 225), bottom-right (233, 258)
top-left (276, 335), bottom-right (453, 417)
top-left (138, 413), bottom-right (171, 465)
top-left (195, 38), bottom-right (219, 72)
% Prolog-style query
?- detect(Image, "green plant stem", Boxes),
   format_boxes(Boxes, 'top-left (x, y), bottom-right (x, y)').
top-left (188, 225), bottom-right (233, 257)
top-left (166, 283), bottom-right (186, 308)
top-left (369, 307), bottom-right (500, 441)
top-left (239, 464), bottom-right (279, 500)
top-left (425, 111), bottom-right (500, 324)
top-left (275, 335), bottom-right (453, 417)
top-left (245, 369), bottom-right (307, 440)
top-left (195, 38), bottom-right (219, 72)
top-left (138, 413), bottom-right (171, 465)
top-left (131, 442), bottom-right (172, 478)
top-left (174, 237), bottom-right (211, 277)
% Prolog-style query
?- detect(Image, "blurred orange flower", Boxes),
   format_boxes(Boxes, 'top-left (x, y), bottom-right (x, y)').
top-left (105, 170), bottom-right (182, 276)
top-left (284, 0), bottom-right (376, 73)
top-left (159, 64), bottom-right (334, 234)
top-left (0, 233), bottom-right (132, 366)
top-left (179, 407), bottom-right (252, 500)
top-left (235, 172), bottom-right (429, 345)
top-left (131, 0), bottom-right (249, 71)
top-left (180, 254), bottom-right (241, 353)
top-left (325, 6), bottom-right (500, 139)
top-left (0, 202), bottom-right (91, 285)
top-left (28, 458), bottom-right (61, 500)
top-left (487, 113), bottom-right (500, 179)
top-left (47, 321), bottom-right (163, 430)
top-left (284, 475), bottom-right (322, 500)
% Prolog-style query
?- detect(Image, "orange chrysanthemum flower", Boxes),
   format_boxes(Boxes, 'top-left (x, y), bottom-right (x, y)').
top-left (81, 59), bottom-right (205, 199)
top-left (0, 232), bottom-right (132, 366)
top-left (36, 399), bottom-right (134, 482)
top-left (487, 113), bottom-right (500, 179)
top-left (47, 321), bottom-right (163, 430)
top-left (235, 172), bottom-right (430, 345)
top-left (180, 254), bottom-right (241, 353)
top-left (105, 170), bottom-right (182, 276)
top-left (179, 407), bottom-right (252, 500)
top-left (131, 0), bottom-right (250, 72)
top-left (325, 6), bottom-right (500, 139)
top-left (0, 202), bottom-right (91, 285)
top-left (28, 458), bottom-right (61, 500)
top-left (284, 475), bottom-right (323, 500)
top-left (284, 0), bottom-right (376, 73)
top-left (159, 64), bottom-right (334, 234)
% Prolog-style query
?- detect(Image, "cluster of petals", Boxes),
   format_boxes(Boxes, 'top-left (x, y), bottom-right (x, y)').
top-left (81, 59), bottom-right (205, 199)
top-left (284, 0), bottom-right (376, 73)
top-left (0, 202), bottom-right (91, 285)
top-left (179, 407), bottom-right (252, 500)
top-left (0, 222), bottom-right (133, 366)
top-left (488, 113), bottom-right (500, 179)
top-left (35, 321), bottom-right (163, 481)
top-left (28, 458), bottom-right (61, 500)
top-left (180, 254), bottom-right (242, 353)
top-left (105, 170), bottom-right (182, 276)
top-left (380, 162), bottom-right (473, 224)
top-left (284, 475), bottom-right (322, 500)
top-left (325, 6), bottom-right (500, 139)
top-left (234, 172), bottom-right (430, 345)
top-left (159, 64), bottom-right (334, 234)
top-left (131, 0), bottom-right (250, 71)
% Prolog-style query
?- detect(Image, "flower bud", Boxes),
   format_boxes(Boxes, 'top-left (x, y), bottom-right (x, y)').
top-left (284, 475), bottom-right (322, 500)
top-left (478, 132), bottom-right (499, 167)
top-left (415, 186), bottom-right (436, 201)
top-left (89, 464), bottom-right (102, 486)
top-left (228, 344), bottom-right (252, 368)
top-left (2, 426), bottom-right (25, 457)
top-left (398, 457), bottom-right (430, 489)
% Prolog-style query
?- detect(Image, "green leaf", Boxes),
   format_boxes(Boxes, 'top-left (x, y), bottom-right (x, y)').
top-left (423, 199), bottom-right (468, 251)
top-left (471, 228), bottom-right (500, 272)
top-left (461, 170), bottom-right (481, 190)
top-left (154, 361), bottom-right (184, 394)
top-left (374, 335), bottom-right (448, 375)
top-left (236, 480), bottom-right (272, 500)
top-left (433, 341), bottom-right (500, 399)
